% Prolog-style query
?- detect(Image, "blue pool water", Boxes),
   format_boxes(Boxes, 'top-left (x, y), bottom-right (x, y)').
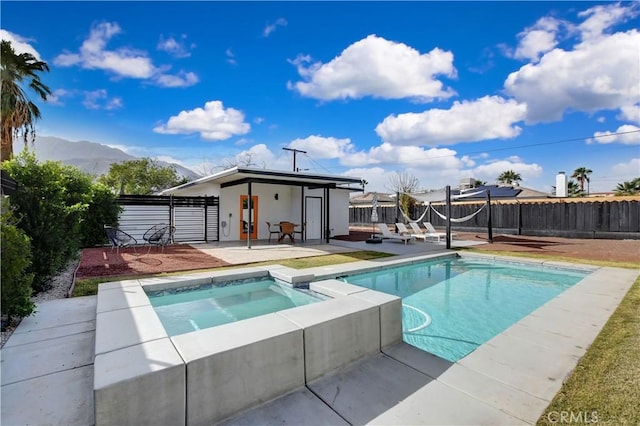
top-left (147, 278), bottom-right (323, 336)
top-left (342, 257), bottom-right (589, 361)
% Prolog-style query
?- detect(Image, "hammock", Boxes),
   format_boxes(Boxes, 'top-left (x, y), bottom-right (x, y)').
top-left (400, 207), bottom-right (429, 223)
top-left (429, 203), bottom-right (486, 223)
top-left (399, 188), bottom-right (487, 223)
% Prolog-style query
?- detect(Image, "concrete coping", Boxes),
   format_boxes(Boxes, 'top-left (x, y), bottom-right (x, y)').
top-left (277, 296), bottom-right (377, 329)
top-left (310, 279), bottom-right (369, 297)
top-left (94, 338), bottom-right (183, 390)
top-left (458, 252), bottom-right (598, 272)
top-left (171, 313), bottom-right (302, 363)
top-left (309, 252), bottom-right (458, 281)
top-left (95, 304), bottom-right (168, 356)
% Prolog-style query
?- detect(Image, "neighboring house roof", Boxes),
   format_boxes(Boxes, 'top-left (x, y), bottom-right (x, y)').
top-left (458, 185), bottom-right (550, 199)
top-left (159, 167), bottom-right (364, 194)
top-left (350, 192), bottom-right (395, 205)
top-left (410, 185), bottom-right (551, 203)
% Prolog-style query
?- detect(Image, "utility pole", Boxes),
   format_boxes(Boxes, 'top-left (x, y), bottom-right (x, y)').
top-left (282, 147), bottom-right (307, 172)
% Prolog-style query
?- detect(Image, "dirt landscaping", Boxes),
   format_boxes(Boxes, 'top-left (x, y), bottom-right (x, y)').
top-left (76, 245), bottom-right (230, 279)
top-left (340, 226), bottom-right (640, 264)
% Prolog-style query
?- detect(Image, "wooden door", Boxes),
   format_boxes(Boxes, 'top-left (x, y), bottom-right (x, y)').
top-left (239, 195), bottom-right (258, 240)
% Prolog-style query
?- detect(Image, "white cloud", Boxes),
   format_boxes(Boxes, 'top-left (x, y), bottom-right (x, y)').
top-left (263, 18), bottom-right (287, 37)
top-left (611, 158), bottom-right (640, 177)
top-left (154, 71), bottom-right (199, 88)
top-left (54, 22), bottom-right (198, 88)
top-left (470, 159), bottom-right (543, 184)
top-left (288, 34), bottom-right (456, 102)
top-left (505, 4), bottom-right (639, 123)
top-left (226, 48), bottom-right (237, 66)
top-left (375, 96), bottom-right (527, 146)
top-left (0, 29), bottom-right (42, 59)
top-left (589, 124), bottom-right (640, 145)
top-left (288, 135), bottom-right (355, 160)
top-left (157, 35), bottom-right (193, 58)
top-left (513, 17), bottom-right (561, 62)
top-left (342, 143), bottom-right (467, 169)
top-left (619, 104), bottom-right (640, 124)
top-left (154, 155), bottom-right (190, 168)
top-left (236, 144), bottom-right (287, 169)
top-left (82, 89), bottom-right (123, 110)
top-left (153, 100), bottom-right (250, 140)
top-left (47, 89), bottom-right (71, 106)
top-left (578, 2), bottom-right (636, 41)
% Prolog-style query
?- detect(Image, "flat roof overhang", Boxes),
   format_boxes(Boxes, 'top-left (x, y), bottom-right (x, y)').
top-left (163, 167), bottom-right (364, 193)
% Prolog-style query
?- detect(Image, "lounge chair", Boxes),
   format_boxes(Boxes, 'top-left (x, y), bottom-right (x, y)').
top-left (396, 223), bottom-right (429, 242)
top-left (408, 222), bottom-right (446, 242)
top-left (376, 223), bottom-right (412, 244)
top-left (422, 222), bottom-right (448, 242)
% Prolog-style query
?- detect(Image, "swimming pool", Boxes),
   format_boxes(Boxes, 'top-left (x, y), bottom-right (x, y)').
top-left (147, 278), bottom-right (324, 336)
top-left (341, 257), bottom-right (590, 361)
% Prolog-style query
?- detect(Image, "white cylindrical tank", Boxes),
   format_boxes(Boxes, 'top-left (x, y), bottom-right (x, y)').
top-left (556, 172), bottom-right (568, 197)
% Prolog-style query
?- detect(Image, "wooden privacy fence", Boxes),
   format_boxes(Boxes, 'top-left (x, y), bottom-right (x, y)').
top-left (117, 195), bottom-right (220, 243)
top-left (349, 199), bottom-right (640, 239)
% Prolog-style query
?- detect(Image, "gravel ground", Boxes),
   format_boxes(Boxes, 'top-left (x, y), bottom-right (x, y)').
top-left (0, 254), bottom-right (80, 348)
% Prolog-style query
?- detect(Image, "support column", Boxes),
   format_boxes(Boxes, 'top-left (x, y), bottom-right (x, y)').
top-left (446, 186), bottom-right (451, 250)
top-left (486, 190), bottom-right (493, 243)
top-left (247, 182), bottom-right (252, 249)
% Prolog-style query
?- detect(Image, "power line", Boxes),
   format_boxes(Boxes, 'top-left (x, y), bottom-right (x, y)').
top-left (294, 129), bottom-right (640, 171)
top-left (301, 152), bottom-right (333, 174)
top-left (452, 129), bottom-right (640, 160)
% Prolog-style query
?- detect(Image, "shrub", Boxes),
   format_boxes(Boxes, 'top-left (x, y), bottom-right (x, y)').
top-left (79, 183), bottom-right (121, 247)
top-left (1, 200), bottom-right (35, 318)
top-left (3, 152), bottom-right (90, 292)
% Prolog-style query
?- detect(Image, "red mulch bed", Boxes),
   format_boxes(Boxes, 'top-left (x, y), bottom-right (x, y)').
top-left (470, 234), bottom-right (640, 263)
top-left (341, 226), bottom-right (639, 263)
top-left (76, 244), bottom-right (230, 279)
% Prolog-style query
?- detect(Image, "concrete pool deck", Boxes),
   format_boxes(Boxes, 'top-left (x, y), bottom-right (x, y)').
top-left (1, 252), bottom-right (638, 425)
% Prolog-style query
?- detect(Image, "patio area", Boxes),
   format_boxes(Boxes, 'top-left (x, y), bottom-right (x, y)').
top-left (76, 234), bottom-right (485, 280)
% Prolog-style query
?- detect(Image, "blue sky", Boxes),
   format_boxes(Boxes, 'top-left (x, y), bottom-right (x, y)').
top-left (2, 1), bottom-right (639, 193)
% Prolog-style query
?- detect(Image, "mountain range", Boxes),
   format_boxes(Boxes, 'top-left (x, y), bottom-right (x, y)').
top-left (12, 136), bottom-right (201, 180)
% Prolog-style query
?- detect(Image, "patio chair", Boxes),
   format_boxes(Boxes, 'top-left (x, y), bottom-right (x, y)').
top-left (104, 225), bottom-right (137, 253)
top-left (422, 222), bottom-right (448, 242)
top-left (294, 222), bottom-right (305, 241)
top-left (143, 224), bottom-right (175, 253)
top-left (376, 223), bottom-right (412, 245)
top-left (266, 221), bottom-right (281, 243)
top-left (278, 221), bottom-right (296, 243)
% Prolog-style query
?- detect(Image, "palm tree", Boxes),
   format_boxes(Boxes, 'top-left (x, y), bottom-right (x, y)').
top-left (567, 180), bottom-right (583, 197)
top-left (571, 167), bottom-right (593, 196)
top-left (1, 40), bottom-right (51, 161)
top-left (497, 170), bottom-right (522, 186)
top-left (614, 178), bottom-right (640, 196)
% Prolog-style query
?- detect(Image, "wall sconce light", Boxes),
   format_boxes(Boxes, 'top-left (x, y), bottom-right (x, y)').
top-left (274, 193), bottom-right (279, 200)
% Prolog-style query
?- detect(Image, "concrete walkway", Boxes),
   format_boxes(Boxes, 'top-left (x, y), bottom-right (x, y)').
top-left (1, 296), bottom-right (96, 426)
top-left (1, 258), bottom-right (637, 425)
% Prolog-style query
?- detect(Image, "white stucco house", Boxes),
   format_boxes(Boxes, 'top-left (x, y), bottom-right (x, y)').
top-left (159, 167), bottom-right (364, 245)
